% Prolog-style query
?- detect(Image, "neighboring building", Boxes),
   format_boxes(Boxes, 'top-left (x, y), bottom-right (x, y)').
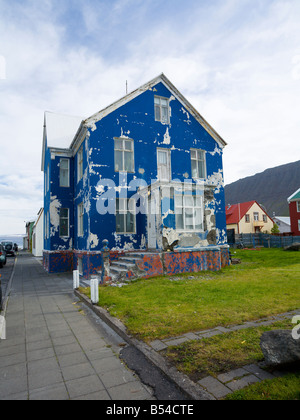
top-left (41, 73), bottom-right (230, 278)
top-left (226, 201), bottom-right (274, 235)
top-left (288, 188), bottom-right (300, 236)
top-left (272, 216), bottom-right (291, 234)
top-left (32, 208), bottom-right (44, 257)
top-left (25, 221), bottom-right (35, 252)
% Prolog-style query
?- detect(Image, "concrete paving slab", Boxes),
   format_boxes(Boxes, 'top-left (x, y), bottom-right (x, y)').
top-left (0, 253), bottom-right (154, 400)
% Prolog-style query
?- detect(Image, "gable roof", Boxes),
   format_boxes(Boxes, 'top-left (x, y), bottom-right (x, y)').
top-left (71, 73), bottom-right (227, 150)
top-left (287, 187), bottom-right (300, 203)
top-left (226, 200), bottom-right (273, 224)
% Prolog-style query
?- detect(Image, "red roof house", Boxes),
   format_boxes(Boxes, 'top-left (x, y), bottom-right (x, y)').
top-left (226, 200), bottom-right (274, 234)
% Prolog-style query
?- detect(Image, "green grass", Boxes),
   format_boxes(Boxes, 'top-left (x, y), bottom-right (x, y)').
top-left (225, 373), bottom-right (300, 400)
top-left (164, 319), bottom-right (294, 381)
top-left (80, 248), bottom-right (300, 342)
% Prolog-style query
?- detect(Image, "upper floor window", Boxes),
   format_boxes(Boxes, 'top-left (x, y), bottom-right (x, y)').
top-left (253, 212), bottom-right (259, 221)
top-left (263, 214), bottom-right (267, 223)
top-left (245, 214), bottom-right (250, 223)
top-left (154, 96), bottom-right (169, 124)
top-left (77, 147), bottom-right (83, 182)
top-left (114, 138), bottom-right (134, 172)
top-left (59, 208), bottom-right (69, 238)
top-left (297, 201), bottom-right (300, 212)
top-left (60, 159), bottom-right (70, 188)
top-left (191, 149), bottom-right (206, 179)
top-left (157, 148), bottom-right (171, 181)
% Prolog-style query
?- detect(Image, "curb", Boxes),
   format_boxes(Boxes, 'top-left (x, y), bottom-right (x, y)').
top-left (74, 289), bottom-right (215, 400)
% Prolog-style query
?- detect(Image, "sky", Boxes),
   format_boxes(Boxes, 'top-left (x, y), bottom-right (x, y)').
top-left (0, 0), bottom-right (300, 235)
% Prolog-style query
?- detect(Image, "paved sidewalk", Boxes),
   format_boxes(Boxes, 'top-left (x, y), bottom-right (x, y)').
top-left (0, 253), bottom-right (154, 400)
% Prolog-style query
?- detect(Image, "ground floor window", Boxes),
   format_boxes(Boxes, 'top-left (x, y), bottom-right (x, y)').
top-left (116, 198), bottom-right (136, 234)
top-left (175, 189), bottom-right (204, 231)
top-left (78, 203), bottom-right (84, 237)
top-left (59, 208), bottom-right (69, 237)
top-left (77, 257), bottom-right (83, 276)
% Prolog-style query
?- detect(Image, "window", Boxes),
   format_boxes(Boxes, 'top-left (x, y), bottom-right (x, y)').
top-left (114, 138), bottom-right (134, 172)
top-left (297, 201), bottom-right (300, 212)
top-left (154, 96), bottom-right (169, 124)
top-left (78, 203), bottom-right (84, 237)
top-left (191, 149), bottom-right (206, 179)
top-left (298, 220), bottom-right (300, 231)
top-left (77, 147), bottom-right (83, 182)
top-left (263, 214), bottom-right (267, 223)
top-left (253, 212), bottom-right (259, 221)
top-left (60, 159), bottom-right (70, 187)
top-left (116, 198), bottom-right (136, 234)
top-left (59, 208), bottom-right (69, 237)
top-left (47, 164), bottom-right (50, 192)
top-left (245, 214), bottom-right (250, 223)
top-left (45, 211), bottom-right (50, 240)
top-left (157, 148), bottom-right (171, 181)
top-left (175, 188), bottom-right (204, 231)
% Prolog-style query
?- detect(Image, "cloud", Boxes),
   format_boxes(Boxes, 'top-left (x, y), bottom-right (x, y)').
top-left (0, 0), bottom-right (300, 234)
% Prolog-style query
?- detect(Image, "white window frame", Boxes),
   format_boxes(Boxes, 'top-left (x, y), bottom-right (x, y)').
top-left (78, 203), bottom-right (84, 237)
top-left (253, 212), bottom-right (259, 221)
top-left (60, 158), bottom-right (70, 188)
top-left (175, 187), bottom-right (204, 232)
top-left (191, 149), bottom-right (206, 179)
top-left (297, 201), bottom-right (300, 212)
top-left (154, 96), bottom-right (170, 124)
top-left (114, 138), bottom-right (135, 173)
top-left (116, 198), bottom-right (136, 234)
top-left (59, 208), bottom-right (69, 238)
top-left (77, 147), bottom-right (83, 183)
top-left (157, 148), bottom-right (171, 181)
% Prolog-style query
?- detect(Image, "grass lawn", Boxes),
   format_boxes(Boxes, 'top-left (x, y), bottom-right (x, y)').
top-left (80, 247), bottom-right (300, 343)
top-left (163, 318), bottom-right (296, 380)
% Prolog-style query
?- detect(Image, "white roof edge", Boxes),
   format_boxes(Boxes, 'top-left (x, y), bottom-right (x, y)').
top-left (287, 187), bottom-right (300, 202)
top-left (83, 73), bottom-right (227, 149)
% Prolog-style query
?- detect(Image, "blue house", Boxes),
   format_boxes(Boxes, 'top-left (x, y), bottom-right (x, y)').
top-left (41, 74), bottom-right (230, 280)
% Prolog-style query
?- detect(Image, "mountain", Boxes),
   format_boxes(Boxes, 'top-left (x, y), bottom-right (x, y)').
top-left (224, 160), bottom-right (300, 217)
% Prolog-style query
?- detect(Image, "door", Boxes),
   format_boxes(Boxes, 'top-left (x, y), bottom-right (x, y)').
top-left (157, 149), bottom-right (171, 182)
top-left (147, 196), bottom-right (157, 249)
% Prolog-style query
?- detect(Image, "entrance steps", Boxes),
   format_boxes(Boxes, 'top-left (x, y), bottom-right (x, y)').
top-left (109, 252), bottom-right (145, 285)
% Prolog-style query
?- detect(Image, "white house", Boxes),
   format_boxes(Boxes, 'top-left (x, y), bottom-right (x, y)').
top-left (32, 208), bottom-right (44, 257)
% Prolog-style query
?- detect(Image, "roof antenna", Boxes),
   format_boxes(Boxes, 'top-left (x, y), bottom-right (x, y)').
top-left (126, 80), bottom-right (128, 95)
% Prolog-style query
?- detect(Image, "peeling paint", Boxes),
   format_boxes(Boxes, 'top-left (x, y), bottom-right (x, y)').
top-left (163, 127), bottom-right (171, 145)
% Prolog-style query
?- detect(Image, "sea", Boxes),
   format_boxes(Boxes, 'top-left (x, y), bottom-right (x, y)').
top-left (0, 234), bottom-right (25, 249)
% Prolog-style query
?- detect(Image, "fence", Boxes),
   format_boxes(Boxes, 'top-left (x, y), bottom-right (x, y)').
top-left (229, 233), bottom-right (300, 249)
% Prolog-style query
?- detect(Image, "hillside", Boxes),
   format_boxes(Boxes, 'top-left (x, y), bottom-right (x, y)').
top-left (224, 160), bottom-right (300, 217)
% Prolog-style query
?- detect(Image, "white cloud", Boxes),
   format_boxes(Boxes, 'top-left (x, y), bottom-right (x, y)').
top-left (0, 0), bottom-right (300, 234)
